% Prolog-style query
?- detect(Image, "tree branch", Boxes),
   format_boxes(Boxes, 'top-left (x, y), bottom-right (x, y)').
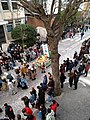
top-left (58, 0), bottom-right (62, 14)
top-left (51, 0), bottom-right (55, 15)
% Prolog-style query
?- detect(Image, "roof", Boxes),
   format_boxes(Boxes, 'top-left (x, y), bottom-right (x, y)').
top-left (0, 20), bottom-right (8, 25)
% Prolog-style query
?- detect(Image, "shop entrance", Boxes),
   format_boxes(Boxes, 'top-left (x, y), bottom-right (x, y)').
top-left (0, 25), bottom-right (6, 46)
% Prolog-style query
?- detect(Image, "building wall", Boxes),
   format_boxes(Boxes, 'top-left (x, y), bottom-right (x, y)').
top-left (0, 0), bottom-right (25, 43)
top-left (0, 14), bottom-right (3, 20)
top-left (26, 16), bottom-right (45, 28)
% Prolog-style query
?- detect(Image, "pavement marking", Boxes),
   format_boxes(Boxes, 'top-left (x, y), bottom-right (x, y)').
top-left (79, 81), bottom-right (86, 87)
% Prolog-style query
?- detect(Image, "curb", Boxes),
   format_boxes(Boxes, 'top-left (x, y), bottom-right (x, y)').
top-left (79, 76), bottom-right (90, 86)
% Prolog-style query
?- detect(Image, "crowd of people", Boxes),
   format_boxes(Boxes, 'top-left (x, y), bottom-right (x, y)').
top-left (0, 42), bottom-right (47, 92)
top-left (0, 42), bottom-right (60, 120)
top-left (61, 26), bottom-right (89, 40)
top-left (59, 38), bottom-right (90, 90)
top-left (0, 71), bottom-right (59, 120)
top-left (0, 30), bottom-right (90, 120)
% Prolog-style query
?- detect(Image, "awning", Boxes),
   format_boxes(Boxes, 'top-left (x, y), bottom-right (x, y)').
top-left (0, 20), bottom-right (8, 25)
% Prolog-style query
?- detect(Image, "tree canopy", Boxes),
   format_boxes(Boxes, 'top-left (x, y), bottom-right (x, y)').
top-left (17, 0), bottom-right (89, 96)
top-left (11, 24), bottom-right (37, 47)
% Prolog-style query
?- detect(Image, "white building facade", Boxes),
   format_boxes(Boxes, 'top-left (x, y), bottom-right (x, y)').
top-left (0, 0), bottom-right (25, 44)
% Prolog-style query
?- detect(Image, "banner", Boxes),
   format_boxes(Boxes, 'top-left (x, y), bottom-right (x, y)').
top-left (42, 44), bottom-right (49, 57)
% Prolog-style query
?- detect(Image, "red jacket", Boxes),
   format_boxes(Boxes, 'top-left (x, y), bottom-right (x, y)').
top-left (50, 102), bottom-right (59, 113)
top-left (33, 116), bottom-right (36, 120)
top-left (85, 64), bottom-right (89, 71)
top-left (25, 107), bottom-right (33, 115)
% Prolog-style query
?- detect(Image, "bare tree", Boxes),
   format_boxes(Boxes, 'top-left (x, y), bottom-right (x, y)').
top-left (18, 0), bottom-right (88, 96)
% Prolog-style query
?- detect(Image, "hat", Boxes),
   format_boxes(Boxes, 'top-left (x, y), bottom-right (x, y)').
top-left (2, 76), bottom-right (6, 80)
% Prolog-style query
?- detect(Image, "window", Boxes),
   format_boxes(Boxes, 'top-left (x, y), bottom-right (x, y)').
top-left (7, 21), bottom-right (13, 32)
top-left (15, 19), bottom-right (21, 26)
top-left (1, 2), bottom-right (9, 10)
top-left (7, 24), bottom-right (13, 32)
top-left (12, 2), bottom-right (17, 10)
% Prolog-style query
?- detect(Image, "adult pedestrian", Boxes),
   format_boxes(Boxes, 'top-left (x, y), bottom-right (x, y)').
top-left (43, 74), bottom-right (47, 85)
top-left (22, 107), bottom-right (33, 116)
top-left (84, 63), bottom-right (89, 77)
top-left (46, 86), bottom-right (53, 102)
top-left (66, 58), bottom-right (70, 72)
top-left (73, 70), bottom-right (79, 90)
top-left (8, 80), bottom-right (14, 95)
top-left (46, 108), bottom-right (55, 120)
top-left (73, 51), bottom-right (78, 59)
top-left (38, 108), bottom-right (42, 120)
top-left (48, 72), bottom-right (53, 81)
top-left (68, 70), bottom-right (74, 88)
top-left (60, 73), bottom-right (66, 88)
top-left (21, 96), bottom-right (29, 107)
top-left (74, 58), bottom-right (78, 67)
top-left (41, 74), bottom-right (48, 91)
top-left (12, 80), bottom-right (17, 95)
top-left (30, 63), bottom-right (36, 80)
top-left (41, 62), bottom-right (46, 73)
top-left (29, 91), bottom-right (35, 108)
top-left (40, 104), bottom-right (46, 120)
top-left (0, 77), bottom-right (2, 91)
top-left (69, 60), bottom-right (74, 72)
top-left (48, 74), bottom-right (54, 91)
top-left (20, 74), bottom-right (28, 89)
top-left (81, 32), bottom-right (84, 40)
top-left (31, 87), bottom-right (37, 100)
top-left (60, 64), bottom-right (65, 75)
top-left (50, 100), bottom-right (59, 117)
top-left (37, 86), bottom-right (45, 105)
top-left (4, 103), bottom-right (15, 120)
top-left (17, 74), bottom-right (21, 88)
top-left (78, 62), bottom-right (85, 75)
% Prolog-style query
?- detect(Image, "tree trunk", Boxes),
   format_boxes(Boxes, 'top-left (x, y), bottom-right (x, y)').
top-left (48, 35), bottom-right (61, 96)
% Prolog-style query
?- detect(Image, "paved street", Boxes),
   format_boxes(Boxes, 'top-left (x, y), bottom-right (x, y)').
top-left (56, 83), bottom-right (90, 120)
top-left (0, 30), bottom-right (90, 120)
top-left (59, 31), bottom-right (90, 64)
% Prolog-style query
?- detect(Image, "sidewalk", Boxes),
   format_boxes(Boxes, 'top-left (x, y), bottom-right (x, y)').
top-left (79, 69), bottom-right (90, 86)
top-left (61, 30), bottom-right (90, 43)
top-left (60, 30), bottom-right (90, 87)
top-left (0, 30), bottom-right (90, 120)
top-left (55, 82), bottom-right (90, 120)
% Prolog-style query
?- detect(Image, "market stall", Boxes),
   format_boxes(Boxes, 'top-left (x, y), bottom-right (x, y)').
top-left (35, 55), bottom-right (51, 68)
